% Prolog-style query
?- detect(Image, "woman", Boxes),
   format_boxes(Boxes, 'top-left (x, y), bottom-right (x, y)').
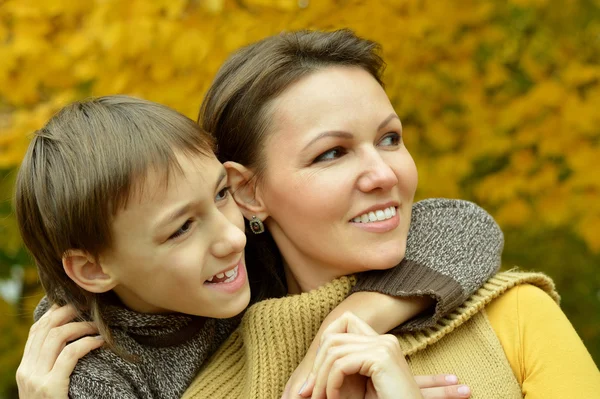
top-left (178, 29), bottom-right (599, 398)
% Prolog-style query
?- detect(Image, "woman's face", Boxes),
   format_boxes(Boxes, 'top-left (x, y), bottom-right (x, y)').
top-left (259, 66), bottom-right (418, 291)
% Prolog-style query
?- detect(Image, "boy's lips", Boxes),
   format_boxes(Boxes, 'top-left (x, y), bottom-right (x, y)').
top-left (203, 259), bottom-right (247, 293)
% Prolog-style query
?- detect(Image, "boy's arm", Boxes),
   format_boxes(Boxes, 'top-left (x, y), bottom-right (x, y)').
top-left (348, 198), bottom-right (503, 333)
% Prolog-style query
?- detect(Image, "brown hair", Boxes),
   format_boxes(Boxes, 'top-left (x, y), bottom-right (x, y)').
top-left (14, 95), bottom-right (214, 353)
top-left (199, 29), bottom-right (385, 298)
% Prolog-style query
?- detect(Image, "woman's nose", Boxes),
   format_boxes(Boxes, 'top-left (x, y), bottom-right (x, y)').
top-left (356, 150), bottom-right (398, 193)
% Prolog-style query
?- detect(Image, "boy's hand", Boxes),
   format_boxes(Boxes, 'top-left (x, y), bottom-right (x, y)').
top-left (16, 304), bottom-right (104, 398)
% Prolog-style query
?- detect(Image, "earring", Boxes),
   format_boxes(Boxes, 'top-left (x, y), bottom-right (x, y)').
top-left (249, 216), bottom-right (265, 234)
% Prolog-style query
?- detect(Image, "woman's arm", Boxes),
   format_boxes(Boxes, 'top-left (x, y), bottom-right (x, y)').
top-left (16, 304), bottom-right (105, 399)
top-left (486, 284), bottom-right (600, 397)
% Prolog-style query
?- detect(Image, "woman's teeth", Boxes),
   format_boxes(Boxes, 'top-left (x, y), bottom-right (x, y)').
top-left (352, 206), bottom-right (396, 223)
top-left (206, 265), bottom-right (239, 283)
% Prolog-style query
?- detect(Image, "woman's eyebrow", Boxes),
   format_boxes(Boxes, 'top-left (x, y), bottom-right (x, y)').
top-left (301, 113), bottom-right (400, 152)
top-left (302, 131), bottom-right (354, 152)
top-left (378, 113), bottom-right (400, 130)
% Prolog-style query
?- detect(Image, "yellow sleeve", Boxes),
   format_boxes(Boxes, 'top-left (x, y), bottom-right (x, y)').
top-left (486, 284), bottom-right (600, 398)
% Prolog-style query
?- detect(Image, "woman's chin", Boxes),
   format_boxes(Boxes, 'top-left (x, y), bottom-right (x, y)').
top-left (349, 248), bottom-right (407, 272)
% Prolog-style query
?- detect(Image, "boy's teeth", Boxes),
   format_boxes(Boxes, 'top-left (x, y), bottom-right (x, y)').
top-left (207, 265), bottom-right (239, 284)
top-left (352, 207), bottom-right (396, 223)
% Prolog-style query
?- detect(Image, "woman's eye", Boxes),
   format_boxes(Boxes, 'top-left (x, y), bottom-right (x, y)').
top-left (169, 219), bottom-right (193, 240)
top-left (379, 132), bottom-right (402, 147)
top-left (215, 186), bottom-right (231, 201)
top-left (313, 147), bottom-right (347, 163)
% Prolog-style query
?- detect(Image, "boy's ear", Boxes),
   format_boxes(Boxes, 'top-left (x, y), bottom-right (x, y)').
top-left (224, 161), bottom-right (269, 221)
top-left (63, 250), bottom-right (118, 294)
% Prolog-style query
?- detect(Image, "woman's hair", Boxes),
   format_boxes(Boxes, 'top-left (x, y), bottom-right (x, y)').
top-left (199, 29), bottom-right (386, 299)
top-left (14, 95), bottom-right (214, 354)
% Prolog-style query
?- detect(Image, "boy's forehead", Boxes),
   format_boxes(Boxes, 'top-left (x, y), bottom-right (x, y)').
top-left (123, 152), bottom-right (222, 209)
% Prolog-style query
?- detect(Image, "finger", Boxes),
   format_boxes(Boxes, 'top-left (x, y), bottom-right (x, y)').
top-left (311, 341), bottom-right (377, 399)
top-left (39, 322), bottom-right (99, 372)
top-left (306, 312), bottom-right (378, 394)
top-left (320, 312), bottom-right (378, 340)
top-left (307, 335), bottom-right (379, 397)
top-left (421, 385), bottom-right (472, 399)
top-left (22, 305), bottom-right (79, 371)
top-left (50, 336), bottom-right (105, 381)
top-left (280, 380), bottom-right (291, 399)
top-left (324, 352), bottom-right (372, 399)
top-left (22, 304), bottom-right (60, 357)
top-left (415, 374), bottom-right (460, 388)
top-left (27, 305), bottom-right (79, 349)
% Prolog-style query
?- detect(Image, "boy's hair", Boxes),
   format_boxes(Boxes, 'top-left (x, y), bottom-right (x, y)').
top-left (14, 95), bottom-right (214, 351)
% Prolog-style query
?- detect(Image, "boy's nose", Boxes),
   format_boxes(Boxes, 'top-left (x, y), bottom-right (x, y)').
top-left (211, 218), bottom-right (247, 258)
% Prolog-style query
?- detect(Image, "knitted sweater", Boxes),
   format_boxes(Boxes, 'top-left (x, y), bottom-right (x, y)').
top-left (182, 272), bottom-right (563, 399)
top-left (33, 198), bottom-right (503, 398)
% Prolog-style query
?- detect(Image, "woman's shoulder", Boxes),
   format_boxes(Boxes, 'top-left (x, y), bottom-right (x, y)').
top-left (486, 282), bottom-right (559, 321)
top-left (485, 279), bottom-right (600, 395)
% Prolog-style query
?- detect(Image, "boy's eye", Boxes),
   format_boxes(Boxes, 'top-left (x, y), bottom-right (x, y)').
top-left (215, 186), bottom-right (230, 201)
top-left (313, 147), bottom-right (347, 163)
top-left (379, 132), bottom-right (402, 147)
top-left (169, 219), bottom-right (193, 240)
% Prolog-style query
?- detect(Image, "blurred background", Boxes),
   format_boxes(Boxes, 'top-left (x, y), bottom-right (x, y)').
top-left (0, 0), bottom-right (598, 396)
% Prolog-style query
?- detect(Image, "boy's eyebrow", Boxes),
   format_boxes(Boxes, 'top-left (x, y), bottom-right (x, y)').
top-left (155, 168), bottom-right (227, 231)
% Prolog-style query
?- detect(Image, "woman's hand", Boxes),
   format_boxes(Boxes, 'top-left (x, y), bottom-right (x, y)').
top-left (295, 312), bottom-right (471, 399)
top-left (16, 304), bottom-right (104, 398)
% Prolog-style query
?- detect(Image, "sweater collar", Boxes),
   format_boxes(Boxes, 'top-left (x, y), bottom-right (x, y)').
top-left (34, 294), bottom-right (211, 348)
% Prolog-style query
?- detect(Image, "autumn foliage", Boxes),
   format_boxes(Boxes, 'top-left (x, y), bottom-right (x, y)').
top-left (0, 0), bottom-right (598, 396)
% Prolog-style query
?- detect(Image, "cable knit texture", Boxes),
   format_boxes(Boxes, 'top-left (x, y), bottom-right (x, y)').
top-left (30, 198), bottom-right (502, 398)
top-left (183, 271), bottom-right (559, 399)
top-left (353, 198), bottom-right (503, 331)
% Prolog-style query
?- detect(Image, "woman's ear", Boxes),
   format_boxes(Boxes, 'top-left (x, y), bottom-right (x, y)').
top-left (63, 250), bottom-right (118, 294)
top-left (224, 161), bottom-right (269, 221)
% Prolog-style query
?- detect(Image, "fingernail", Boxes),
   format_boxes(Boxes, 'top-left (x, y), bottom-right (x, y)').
top-left (316, 345), bottom-right (320, 355)
top-left (298, 380), bottom-right (308, 395)
top-left (445, 374), bottom-right (458, 384)
top-left (94, 335), bottom-right (104, 340)
top-left (457, 385), bottom-right (470, 396)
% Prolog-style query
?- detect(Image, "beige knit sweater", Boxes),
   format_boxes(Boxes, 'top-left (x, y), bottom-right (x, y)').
top-left (183, 271), bottom-right (559, 399)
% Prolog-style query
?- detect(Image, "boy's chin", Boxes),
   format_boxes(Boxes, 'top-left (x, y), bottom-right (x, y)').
top-left (207, 289), bottom-right (252, 319)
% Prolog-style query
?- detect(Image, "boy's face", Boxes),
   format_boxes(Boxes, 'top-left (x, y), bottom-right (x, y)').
top-left (100, 152), bottom-right (251, 318)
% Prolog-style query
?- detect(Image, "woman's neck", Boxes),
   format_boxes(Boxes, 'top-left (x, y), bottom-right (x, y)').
top-left (267, 220), bottom-right (348, 294)
top-left (283, 261), bottom-right (343, 294)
